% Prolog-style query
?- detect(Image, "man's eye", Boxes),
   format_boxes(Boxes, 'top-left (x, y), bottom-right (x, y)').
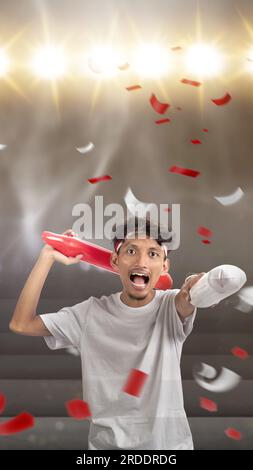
top-left (127, 248), bottom-right (136, 254)
top-left (150, 252), bottom-right (159, 257)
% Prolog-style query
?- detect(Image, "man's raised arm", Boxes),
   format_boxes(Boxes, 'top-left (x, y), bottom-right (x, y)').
top-left (9, 229), bottom-right (82, 336)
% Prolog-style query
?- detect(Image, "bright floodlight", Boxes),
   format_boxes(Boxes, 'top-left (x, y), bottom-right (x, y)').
top-left (87, 46), bottom-right (122, 76)
top-left (246, 48), bottom-right (253, 73)
top-left (132, 44), bottom-right (171, 77)
top-left (185, 43), bottom-right (223, 77)
top-left (31, 45), bottom-right (67, 79)
top-left (0, 49), bottom-right (10, 77)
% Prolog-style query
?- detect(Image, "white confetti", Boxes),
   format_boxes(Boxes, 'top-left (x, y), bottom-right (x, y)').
top-left (88, 57), bottom-right (104, 74)
top-left (55, 421), bottom-right (65, 431)
top-left (214, 187), bottom-right (244, 206)
top-left (75, 142), bottom-right (94, 154)
top-left (0, 144), bottom-right (6, 150)
top-left (236, 286), bottom-right (253, 313)
top-left (124, 187), bottom-right (155, 218)
top-left (193, 362), bottom-right (241, 392)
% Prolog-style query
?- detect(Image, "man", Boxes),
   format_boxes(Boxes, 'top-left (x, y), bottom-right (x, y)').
top-left (9, 218), bottom-right (204, 450)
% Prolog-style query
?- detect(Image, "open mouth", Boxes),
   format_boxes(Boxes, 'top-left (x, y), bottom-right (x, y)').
top-left (129, 272), bottom-right (150, 289)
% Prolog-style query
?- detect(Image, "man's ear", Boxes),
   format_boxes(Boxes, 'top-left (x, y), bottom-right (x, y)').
top-left (162, 257), bottom-right (170, 275)
top-left (110, 252), bottom-right (120, 272)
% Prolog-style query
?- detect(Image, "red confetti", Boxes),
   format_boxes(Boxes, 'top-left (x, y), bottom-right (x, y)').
top-left (171, 46), bottom-right (182, 51)
top-left (155, 118), bottom-right (171, 124)
top-left (211, 93), bottom-right (231, 106)
top-left (123, 369), bottom-right (148, 397)
top-left (231, 346), bottom-right (249, 359)
top-left (126, 84), bottom-right (142, 91)
top-left (164, 207), bottom-right (171, 212)
top-left (191, 139), bottom-right (202, 145)
top-left (0, 412), bottom-right (34, 435)
top-left (225, 427), bottom-right (242, 441)
top-left (181, 78), bottom-right (202, 87)
top-left (202, 128), bottom-right (209, 132)
top-left (202, 239), bottom-right (211, 244)
top-left (118, 62), bottom-right (130, 70)
top-left (200, 397), bottom-right (217, 412)
top-left (88, 175), bottom-right (112, 184)
top-left (198, 226), bottom-right (213, 238)
top-left (65, 399), bottom-right (92, 420)
top-left (150, 93), bottom-right (170, 114)
top-left (169, 165), bottom-right (200, 178)
top-left (0, 394), bottom-right (6, 413)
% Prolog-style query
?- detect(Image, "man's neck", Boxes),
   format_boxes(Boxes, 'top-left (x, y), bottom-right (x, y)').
top-left (120, 289), bottom-right (155, 308)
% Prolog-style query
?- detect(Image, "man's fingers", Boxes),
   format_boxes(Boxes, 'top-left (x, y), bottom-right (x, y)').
top-left (184, 272), bottom-right (205, 289)
top-left (62, 229), bottom-right (78, 237)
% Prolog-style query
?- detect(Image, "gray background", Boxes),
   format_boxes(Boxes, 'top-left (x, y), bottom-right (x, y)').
top-left (0, 0), bottom-right (253, 450)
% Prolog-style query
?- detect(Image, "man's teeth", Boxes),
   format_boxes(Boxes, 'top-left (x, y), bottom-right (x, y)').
top-left (130, 273), bottom-right (150, 286)
top-left (131, 273), bottom-right (148, 276)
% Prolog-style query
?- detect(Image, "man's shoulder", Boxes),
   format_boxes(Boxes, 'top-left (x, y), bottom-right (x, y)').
top-left (86, 291), bottom-right (119, 308)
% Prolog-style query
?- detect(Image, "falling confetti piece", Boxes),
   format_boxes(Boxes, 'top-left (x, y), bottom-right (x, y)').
top-left (193, 362), bottom-right (241, 392)
top-left (88, 57), bottom-right (104, 74)
top-left (181, 78), bottom-right (201, 87)
top-left (200, 397), bottom-right (217, 412)
top-left (171, 46), bottom-right (182, 51)
top-left (0, 393), bottom-right (6, 413)
top-left (202, 239), bottom-right (211, 244)
top-left (191, 139), bottom-right (202, 144)
top-left (194, 363), bottom-right (217, 380)
top-left (123, 369), bottom-right (148, 397)
top-left (231, 346), bottom-right (249, 359)
top-left (155, 118), bottom-right (171, 124)
top-left (202, 128), bottom-right (209, 132)
top-left (118, 62), bottom-right (130, 70)
top-left (88, 175), bottom-right (112, 184)
top-left (225, 428), bottom-right (242, 441)
top-left (76, 142), bottom-right (94, 154)
top-left (126, 84), bottom-right (142, 91)
top-left (214, 187), bottom-right (244, 206)
top-left (0, 412), bottom-right (34, 435)
top-left (65, 399), bottom-right (92, 420)
top-left (211, 93), bottom-right (231, 106)
top-left (164, 207), bottom-right (171, 212)
top-left (124, 187), bottom-right (154, 218)
top-left (176, 107), bottom-right (182, 111)
top-left (55, 421), bottom-right (65, 431)
top-left (169, 165), bottom-right (200, 178)
top-left (236, 286), bottom-right (253, 312)
top-left (198, 226), bottom-right (213, 238)
top-left (0, 144), bottom-right (6, 150)
top-left (150, 93), bottom-right (170, 114)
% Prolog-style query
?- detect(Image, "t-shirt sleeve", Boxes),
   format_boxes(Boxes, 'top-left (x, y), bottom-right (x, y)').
top-left (39, 298), bottom-right (92, 351)
top-left (166, 289), bottom-right (197, 343)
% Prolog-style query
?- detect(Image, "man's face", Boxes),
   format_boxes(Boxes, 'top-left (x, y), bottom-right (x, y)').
top-left (111, 237), bottom-right (169, 301)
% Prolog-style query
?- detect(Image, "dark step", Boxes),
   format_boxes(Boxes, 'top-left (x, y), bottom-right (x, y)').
top-left (1, 332), bottom-right (252, 355)
top-left (0, 354), bottom-right (252, 379)
top-left (0, 379), bottom-right (252, 417)
top-left (1, 297), bottom-right (253, 332)
top-left (0, 417), bottom-right (252, 450)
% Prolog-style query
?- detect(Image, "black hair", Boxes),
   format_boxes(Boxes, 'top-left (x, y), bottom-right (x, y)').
top-left (111, 216), bottom-right (172, 260)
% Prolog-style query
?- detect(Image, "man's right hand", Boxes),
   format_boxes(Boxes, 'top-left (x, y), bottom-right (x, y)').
top-left (40, 229), bottom-right (83, 265)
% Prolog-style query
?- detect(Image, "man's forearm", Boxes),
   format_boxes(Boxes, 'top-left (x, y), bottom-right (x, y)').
top-left (10, 250), bottom-right (55, 329)
top-left (175, 291), bottom-right (195, 321)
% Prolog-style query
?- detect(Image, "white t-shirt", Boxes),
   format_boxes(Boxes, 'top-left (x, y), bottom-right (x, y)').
top-left (40, 289), bottom-right (196, 450)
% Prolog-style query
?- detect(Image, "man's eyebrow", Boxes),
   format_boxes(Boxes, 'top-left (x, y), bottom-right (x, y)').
top-left (124, 242), bottom-right (162, 251)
